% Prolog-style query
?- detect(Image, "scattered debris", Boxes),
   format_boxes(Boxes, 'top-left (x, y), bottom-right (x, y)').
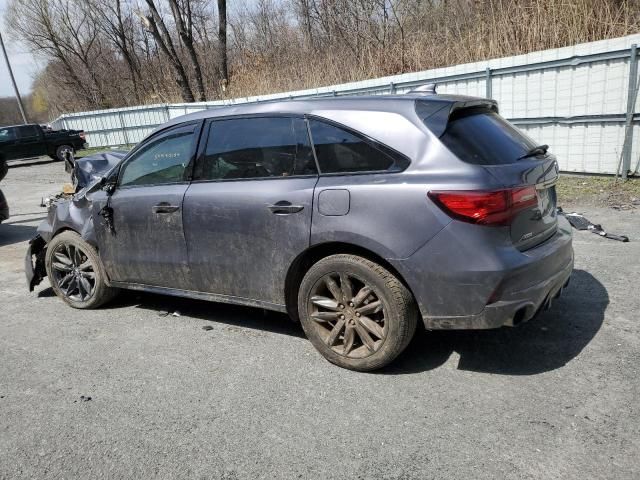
top-left (202, 325), bottom-right (214, 331)
top-left (172, 311), bottom-right (181, 317)
top-left (559, 209), bottom-right (630, 242)
top-left (75, 395), bottom-right (92, 403)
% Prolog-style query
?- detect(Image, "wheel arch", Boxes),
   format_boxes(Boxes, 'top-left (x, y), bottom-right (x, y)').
top-left (284, 241), bottom-right (415, 322)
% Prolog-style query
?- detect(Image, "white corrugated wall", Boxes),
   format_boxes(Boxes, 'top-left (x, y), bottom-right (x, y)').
top-left (51, 34), bottom-right (640, 175)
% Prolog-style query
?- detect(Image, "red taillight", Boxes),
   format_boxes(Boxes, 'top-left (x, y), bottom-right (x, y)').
top-left (79, 132), bottom-right (86, 140)
top-left (428, 186), bottom-right (537, 226)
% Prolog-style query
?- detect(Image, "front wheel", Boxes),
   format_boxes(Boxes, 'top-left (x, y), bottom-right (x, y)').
top-left (45, 231), bottom-right (118, 309)
top-left (55, 144), bottom-right (74, 162)
top-left (298, 254), bottom-right (418, 371)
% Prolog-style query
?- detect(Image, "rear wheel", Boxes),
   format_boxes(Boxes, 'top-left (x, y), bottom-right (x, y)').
top-left (298, 254), bottom-right (417, 371)
top-left (45, 231), bottom-right (118, 309)
top-left (55, 144), bottom-right (74, 162)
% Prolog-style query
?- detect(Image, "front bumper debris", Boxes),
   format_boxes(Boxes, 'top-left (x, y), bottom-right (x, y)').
top-left (25, 235), bottom-right (47, 291)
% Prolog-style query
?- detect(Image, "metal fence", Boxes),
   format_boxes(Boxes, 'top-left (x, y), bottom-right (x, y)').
top-left (51, 34), bottom-right (640, 176)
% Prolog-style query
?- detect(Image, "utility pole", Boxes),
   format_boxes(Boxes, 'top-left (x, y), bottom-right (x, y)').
top-left (0, 30), bottom-right (28, 124)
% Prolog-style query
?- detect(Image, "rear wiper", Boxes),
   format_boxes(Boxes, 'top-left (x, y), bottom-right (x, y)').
top-left (517, 144), bottom-right (549, 160)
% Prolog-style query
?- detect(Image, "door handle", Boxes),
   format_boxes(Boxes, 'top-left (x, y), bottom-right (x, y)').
top-left (268, 201), bottom-right (304, 215)
top-left (152, 203), bottom-right (180, 214)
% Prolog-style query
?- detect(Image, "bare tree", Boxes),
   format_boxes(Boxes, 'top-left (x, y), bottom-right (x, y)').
top-left (8, 0), bottom-right (640, 117)
top-left (7, 0), bottom-right (109, 108)
top-left (87, 0), bottom-right (143, 103)
top-left (138, 0), bottom-right (196, 102)
top-left (217, 0), bottom-right (229, 92)
top-left (168, 0), bottom-right (206, 100)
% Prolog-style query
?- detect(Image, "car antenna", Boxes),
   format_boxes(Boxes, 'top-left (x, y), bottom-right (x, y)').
top-left (407, 83), bottom-right (437, 95)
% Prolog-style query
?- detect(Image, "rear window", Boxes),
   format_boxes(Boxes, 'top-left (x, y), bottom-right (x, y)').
top-left (440, 108), bottom-right (539, 165)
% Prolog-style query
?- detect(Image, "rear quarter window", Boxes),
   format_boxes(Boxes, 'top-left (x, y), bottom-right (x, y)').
top-left (308, 119), bottom-right (409, 174)
top-left (439, 108), bottom-right (538, 165)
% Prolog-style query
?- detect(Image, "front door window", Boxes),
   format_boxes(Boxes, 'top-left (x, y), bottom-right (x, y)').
top-left (119, 125), bottom-right (196, 187)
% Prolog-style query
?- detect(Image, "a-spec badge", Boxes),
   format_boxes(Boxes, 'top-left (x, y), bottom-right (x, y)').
top-left (520, 232), bottom-right (534, 241)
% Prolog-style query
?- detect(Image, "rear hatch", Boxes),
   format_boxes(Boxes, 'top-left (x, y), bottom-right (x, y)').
top-left (437, 105), bottom-right (559, 251)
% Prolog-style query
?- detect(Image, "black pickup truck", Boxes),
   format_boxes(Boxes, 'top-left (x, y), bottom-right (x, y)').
top-left (0, 124), bottom-right (87, 163)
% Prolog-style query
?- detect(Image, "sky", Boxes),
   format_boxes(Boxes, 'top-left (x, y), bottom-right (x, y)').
top-left (0, 0), bottom-right (41, 98)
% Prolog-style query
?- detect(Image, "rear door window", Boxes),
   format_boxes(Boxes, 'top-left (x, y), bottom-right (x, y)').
top-left (16, 125), bottom-right (39, 139)
top-left (307, 119), bottom-right (408, 174)
top-left (439, 108), bottom-right (539, 165)
top-left (198, 117), bottom-right (316, 181)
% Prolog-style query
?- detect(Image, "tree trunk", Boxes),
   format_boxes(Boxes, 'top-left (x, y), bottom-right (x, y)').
top-left (168, 0), bottom-right (206, 101)
top-left (217, 0), bottom-right (228, 91)
top-left (143, 0), bottom-right (196, 102)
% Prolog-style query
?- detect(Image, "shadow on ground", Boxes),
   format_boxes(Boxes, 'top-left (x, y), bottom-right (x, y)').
top-left (123, 290), bottom-right (306, 338)
top-left (385, 269), bottom-right (607, 376)
top-left (7, 158), bottom-right (58, 169)
top-left (3, 216), bottom-right (47, 225)
top-left (0, 223), bottom-right (37, 247)
top-left (39, 269), bottom-right (605, 375)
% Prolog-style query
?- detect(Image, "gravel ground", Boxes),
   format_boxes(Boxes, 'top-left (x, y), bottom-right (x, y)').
top-left (1, 159), bottom-right (639, 479)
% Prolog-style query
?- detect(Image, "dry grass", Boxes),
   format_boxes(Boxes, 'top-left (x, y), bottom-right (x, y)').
top-left (226, 0), bottom-right (640, 99)
top-left (556, 175), bottom-right (640, 209)
top-left (9, 0), bottom-right (640, 118)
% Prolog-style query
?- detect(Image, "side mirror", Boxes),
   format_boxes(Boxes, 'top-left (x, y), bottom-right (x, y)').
top-left (100, 175), bottom-right (117, 195)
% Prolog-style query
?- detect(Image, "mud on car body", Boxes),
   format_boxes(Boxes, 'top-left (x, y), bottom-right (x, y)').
top-left (26, 93), bottom-right (573, 371)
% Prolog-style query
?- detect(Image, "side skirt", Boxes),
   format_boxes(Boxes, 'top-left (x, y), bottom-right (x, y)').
top-left (109, 281), bottom-right (288, 314)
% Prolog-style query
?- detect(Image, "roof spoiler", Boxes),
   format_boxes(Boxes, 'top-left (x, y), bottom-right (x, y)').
top-left (416, 97), bottom-right (499, 137)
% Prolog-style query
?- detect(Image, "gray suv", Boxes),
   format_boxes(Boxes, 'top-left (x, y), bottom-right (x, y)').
top-left (26, 94), bottom-right (573, 371)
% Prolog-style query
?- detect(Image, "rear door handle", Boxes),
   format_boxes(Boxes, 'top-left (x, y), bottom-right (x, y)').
top-left (152, 202), bottom-right (180, 214)
top-left (268, 201), bottom-right (304, 215)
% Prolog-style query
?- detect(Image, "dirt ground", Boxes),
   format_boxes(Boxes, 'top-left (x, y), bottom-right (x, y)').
top-left (1, 158), bottom-right (639, 479)
top-left (556, 175), bottom-right (640, 210)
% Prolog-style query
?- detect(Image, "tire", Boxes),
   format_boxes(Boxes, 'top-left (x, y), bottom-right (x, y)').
top-left (45, 231), bottom-right (118, 309)
top-left (298, 254), bottom-right (418, 371)
top-left (55, 144), bottom-right (74, 162)
top-left (0, 157), bottom-right (7, 182)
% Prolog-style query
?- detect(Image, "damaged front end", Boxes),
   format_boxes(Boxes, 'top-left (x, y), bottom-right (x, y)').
top-left (25, 150), bottom-right (127, 291)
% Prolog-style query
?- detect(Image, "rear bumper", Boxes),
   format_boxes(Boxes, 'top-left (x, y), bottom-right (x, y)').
top-left (391, 215), bottom-right (574, 330)
top-left (422, 257), bottom-right (572, 329)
